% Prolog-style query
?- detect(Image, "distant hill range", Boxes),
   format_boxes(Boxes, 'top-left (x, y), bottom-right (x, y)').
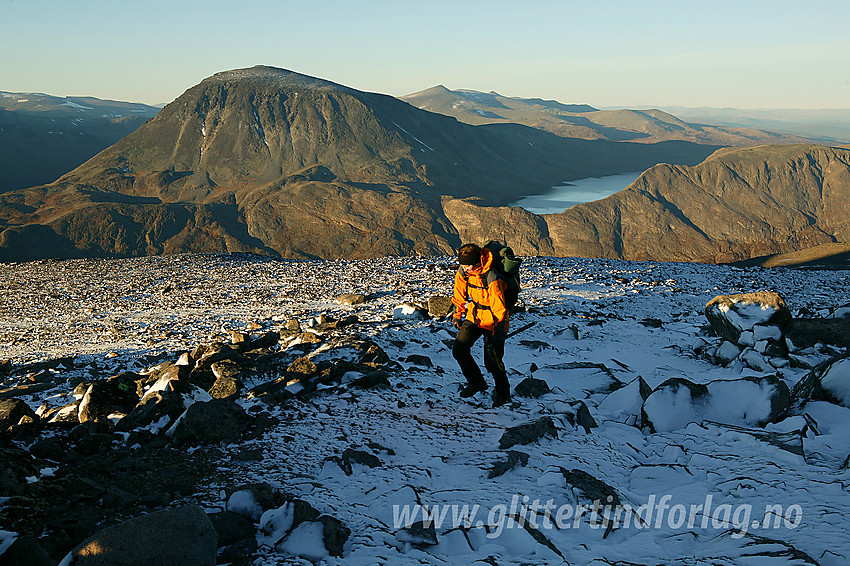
top-left (0, 67), bottom-right (847, 265)
top-left (649, 106), bottom-right (850, 145)
top-left (0, 92), bottom-right (160, 192)
top-left (401, 86), bottom-right (817, 146)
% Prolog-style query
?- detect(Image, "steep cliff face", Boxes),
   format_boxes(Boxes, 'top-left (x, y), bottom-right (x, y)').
top-left (445, 144), bottom-right (850, 263)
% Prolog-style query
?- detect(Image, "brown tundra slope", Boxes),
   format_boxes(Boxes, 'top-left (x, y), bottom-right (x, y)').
top-left (445, 143), bottom-right (850, 263)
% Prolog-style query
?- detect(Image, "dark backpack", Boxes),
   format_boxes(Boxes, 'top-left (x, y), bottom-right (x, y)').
top-left (483, 241), bottom-right (521, 308)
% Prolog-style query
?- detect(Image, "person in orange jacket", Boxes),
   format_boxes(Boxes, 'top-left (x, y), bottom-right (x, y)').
top-left (451, 243), bottom-right (511, 406)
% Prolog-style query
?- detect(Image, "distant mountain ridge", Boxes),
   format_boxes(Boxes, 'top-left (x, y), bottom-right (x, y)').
top-left (402, 86), bottom-right (815, 146)
top-left (0, 67), bottom-right (846, 265)
top-left (0, 66), bottom-right (718, 262)
top-left (0, 91), bottom-right (160, 192)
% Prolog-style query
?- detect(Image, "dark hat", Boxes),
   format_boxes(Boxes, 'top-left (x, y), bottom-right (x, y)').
top-left (458, 244), bottom-right (481, 266)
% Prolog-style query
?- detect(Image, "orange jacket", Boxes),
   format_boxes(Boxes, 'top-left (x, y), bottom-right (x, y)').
top-left (452, 248), bottom-right (510, 333)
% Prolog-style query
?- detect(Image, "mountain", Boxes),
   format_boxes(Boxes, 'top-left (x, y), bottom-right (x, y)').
top-left (402, 86), bottom-right (814, 146)
top-left (0, 66), bottom-right (718, 262)
top-left (446, 143), bottom-right (850, 264)
top-left (0, 92), bottom-right (160, 192)
top-left (650, 106), bottom-right (850, 145)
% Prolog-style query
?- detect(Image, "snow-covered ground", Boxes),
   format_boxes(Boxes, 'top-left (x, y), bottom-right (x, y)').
top-left (1, 253), bottom-right (848, 565)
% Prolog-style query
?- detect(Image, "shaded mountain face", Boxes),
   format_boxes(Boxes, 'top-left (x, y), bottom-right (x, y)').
top-left (401, 86), bottom-right (814, 146)
top-left (0, 92), bottom-right (160, 192)
top-left (0, 66), bottom-right (719, 262)
top-left (446, 144), bottom-right (850, 263)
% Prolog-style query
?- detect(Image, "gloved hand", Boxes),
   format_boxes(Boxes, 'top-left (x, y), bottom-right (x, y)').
top-left (453, 316), bottom-right (462, 330)
top-left (493, 320), bottom-right (507, 339)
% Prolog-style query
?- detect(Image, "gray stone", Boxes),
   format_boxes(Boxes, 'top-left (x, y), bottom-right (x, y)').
top-left (208, 511), bottom-right (256, 546)
top-left (499, 417), bottom-right (558, 449)
top-left (404, 354), bottom-right (432, 367)
top-left (488, 450), bottom-right (529, 478)
top-left (65, 504), bottom-right (216, 566)
top-left (337, 449), bottom-right (382, 475)
top-left (170, 399), bottom-right (252, 446)
top-left (0, 534), bottom-right (54, 566)
top-left (791, 353), bottom-right (850, 408)
top-left (78, 372), bottom-right (141, 423)
top-left (395, 520), bottom-right (438, 546)
top-left (116, 390), bottom-right (186, 432)
top-left (0, 398), bottom-right (37, 430)
top-left (786, 318), bottom-right (850, 349)
top-left (335, 293), bottom-right (367, 306)
top-left (427, 295), bottom-right (453, 318)
top-left (514, 377), bottom-right (550, 398)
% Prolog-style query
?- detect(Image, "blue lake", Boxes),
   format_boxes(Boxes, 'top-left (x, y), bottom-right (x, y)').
top-left (511, 171), bottom-right (643, 214)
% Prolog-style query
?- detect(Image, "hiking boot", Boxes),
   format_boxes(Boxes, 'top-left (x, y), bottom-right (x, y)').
top-left (492, 393), bottom-right (512, 407)
top-left (460, 383), bottom-right (487, 398)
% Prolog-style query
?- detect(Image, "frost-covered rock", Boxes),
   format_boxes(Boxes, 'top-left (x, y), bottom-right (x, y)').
top-left (115, 389), bottom-right (186, 433)
top-left (78, 372), bottom-right (141, 422)
top-left (642, 375), bottom-right (791, 432)
top-left (791, 354), bottom-right (850, 407)
top-left (207, 511), bottom-right (256, 547)
top-left (169, 399), bottom-right (252, 445)
top-left (715, 340), bottom-right (742, 366)
top-left (393, 302), bottom-right (428, 320)
top-left (62, 504), bottom-right (216, 566)
top-left (597, 376), bottom-right (651, 423)
top-left (514, 376), bottom-right (550, 398)
top-left (395, 520), bottom-right (438, 547)
top-left (499, 417), bottom-right (558, 449)
top-left (705, 292), bottom-right (790, 346)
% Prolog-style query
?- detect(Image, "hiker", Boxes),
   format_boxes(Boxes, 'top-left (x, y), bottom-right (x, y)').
top-left (451, 243), bottom-right (512, 407)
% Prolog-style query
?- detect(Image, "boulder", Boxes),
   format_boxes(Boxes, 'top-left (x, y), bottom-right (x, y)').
top-left (791, 354), bottom-right (850, 407)
top-left (488, 450), bottom-right (529, 478)
top-left (63, 504), bottom-right (216, 566)
top-left (0, 447), bottom-right (39, 496)
top-left (78, 372), bottom-right (141, 423)
top-left (393, 303), bottom-right (428, 320)
top-left (705, 292), bottom-right (791, 345)
top-left (499, 417), bottom-right (558, 449)
top-left (0, 398), bottom-right (37, 430)
top-left (404, 354), bottom-right (433, 367)
top-left (786, 318), bottom-right (850, 350)
top-left (350, 370), bottom-right (390, 390)
top-left (0, 534), bottom-right (54, 566)
top-left (514, 377), bottom-right (550, 398)
top-left (642, 375), bottom-right (792, 433)
top-left (336, 449), bottom-right (382, 475)
top-left (116, 390), bottom-right (187, 433)
top-left (427, 296), bottom-right (453, 318)
top-left (335, 293), bottom-right (367, 306)
top-left (394, 520), bottom-right (438, 547)
top-left (598, 376), bottom-right (652, 423)
top-left (169, 399), bottom-right (252, 445)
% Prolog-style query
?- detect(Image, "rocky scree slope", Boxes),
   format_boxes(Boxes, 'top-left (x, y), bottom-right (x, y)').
top-left (0, 254), bottom-right (849, 564)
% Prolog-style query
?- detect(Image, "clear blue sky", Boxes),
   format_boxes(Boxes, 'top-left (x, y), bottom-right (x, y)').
top-left (1, 0), bottom-right (848, 108)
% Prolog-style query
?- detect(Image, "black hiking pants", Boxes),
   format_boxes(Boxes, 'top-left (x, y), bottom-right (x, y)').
top-left (452, 320), bottom-right (509, 397)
